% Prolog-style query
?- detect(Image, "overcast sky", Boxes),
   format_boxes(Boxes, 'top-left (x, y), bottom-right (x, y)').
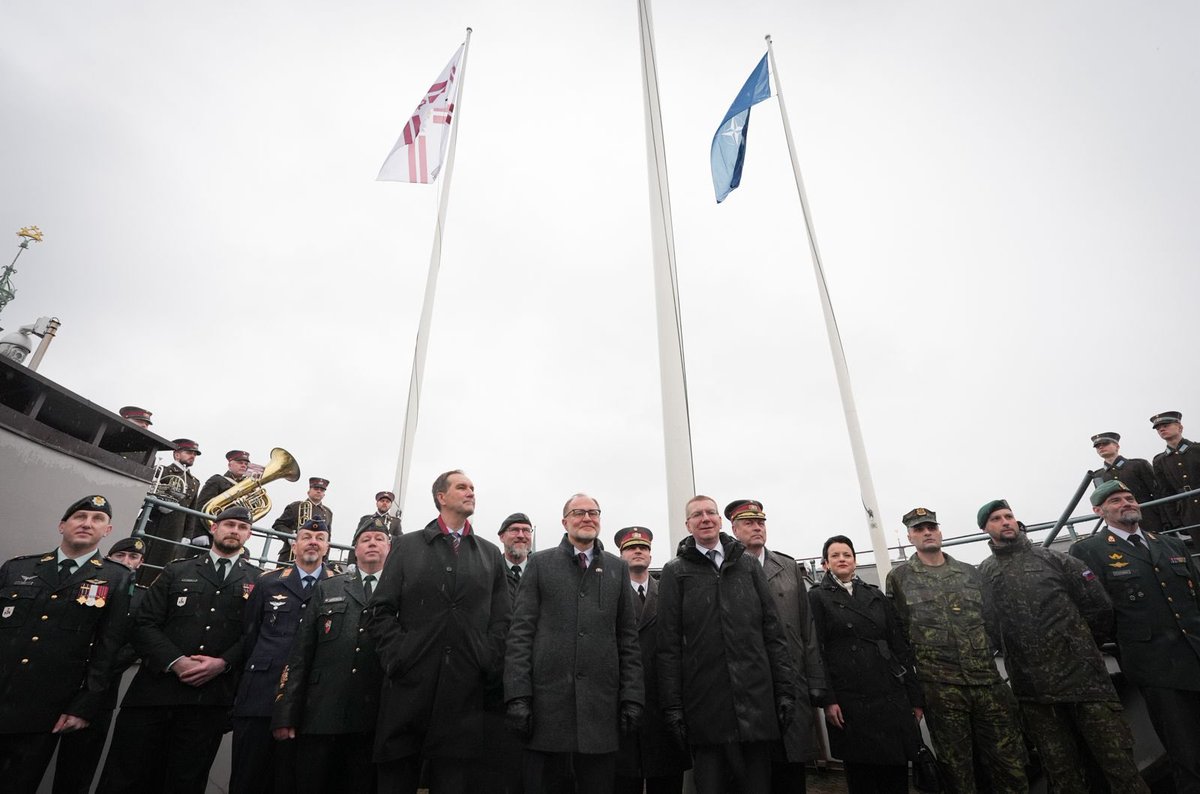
top-left (3, 1), bottom-right (1197, 567)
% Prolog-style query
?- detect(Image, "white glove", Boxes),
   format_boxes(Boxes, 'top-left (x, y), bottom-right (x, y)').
top-left (190, 536), bottom-right (211, 548)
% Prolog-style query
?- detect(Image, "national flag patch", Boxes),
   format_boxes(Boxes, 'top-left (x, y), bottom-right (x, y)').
top-left (1082, 569), bottom-right (1097, 581)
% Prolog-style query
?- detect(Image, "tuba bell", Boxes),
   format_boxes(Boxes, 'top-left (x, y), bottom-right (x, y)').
top-left (202, 447), bottom-right (301, 523)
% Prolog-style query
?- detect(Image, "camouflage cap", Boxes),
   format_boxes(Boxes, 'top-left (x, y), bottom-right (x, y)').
top-left (902, 507), bottom-right (938, 529)
top-left (976, 499), bottom-right (1010, 529)
top-left (1090, 479), bottom-right (1133, 507)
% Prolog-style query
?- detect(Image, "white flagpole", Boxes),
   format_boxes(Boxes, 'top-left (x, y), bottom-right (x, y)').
top-left (765, 34), bottom-right (892, 576)
top-left (391, 28), bottom-right (473, 516)
top-left (637, 0), bottom-right (696, 546)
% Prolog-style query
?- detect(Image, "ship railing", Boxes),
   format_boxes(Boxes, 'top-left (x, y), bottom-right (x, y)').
top-left (131, 494), bottom-right (353, 576)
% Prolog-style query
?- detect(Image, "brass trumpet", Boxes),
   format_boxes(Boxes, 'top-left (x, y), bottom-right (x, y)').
top-left (203, 447), bottom-right (301, 523)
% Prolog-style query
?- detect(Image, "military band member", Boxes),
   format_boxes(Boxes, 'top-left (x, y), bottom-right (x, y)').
top-left (887, 507), bottom-right (1027, 794)
top-left (1150, 411), bottom-right (1200, 538)
top-left (0, 495), bottom-right (133, 794)
top-left (614, 526), bottom-right (689, 794)
top-left (348, 491), bottom-right (401, 566)
top-left (1090, 432), bottom-right (1166, 533)
top-left (1072, 480), bottom-right (1200, 793)
top-left (231, 518), bottom-right (333, 794)
top-left (272, 521), bottom-right (391, 794)
top-left (119, 405), bottom-right (153, 428)
top-left (725, 499), bottom-right (829, 794)
top-left (657, 495), bottom-right (796, 794)
top-left (55, 537), bottom-right (150, 793)
top-left (499, 511), bottom-right (534, 602)
top-left (365, 470), bottom-right (510, 793)
top-left (274, 477), bottom-right (334, 563)
top-left (141, 438), bottom-right (203, 580)
top-left (191, 449), bottom-right (253, 549)
top-left (977, 499), bottom-right (1147, 794)
top-left (96, 507), bottom-right (260, 794)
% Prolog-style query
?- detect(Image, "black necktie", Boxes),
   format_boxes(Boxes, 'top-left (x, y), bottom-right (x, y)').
top-left (511, 564), bottom-right (522, 581)
top-left (638, 584), bottom-right (646, 603)
top-left (1128, 534), bottom-right (1143, 547)
top-left (363, 574), bottom-right (376, 600)
top-left (706, 549), bottom-right (719, 569)
top-left (577, 553), bottom-right (588, 571)
top-left (58, 559), bottom-right (76, 583)
top-left (303, 575), bottom-right (315, 591)
top-left (216, 558), bottom-right (230, 582)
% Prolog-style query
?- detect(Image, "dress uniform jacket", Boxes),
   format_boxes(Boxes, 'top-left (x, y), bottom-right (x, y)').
top-left (234, 565), bottom-right (333, 718)
top-left (273, 501), bottom-right (334, 562)
top-left (615, 574), bottom-right (690, 779)
top-left (1069, 528), bottom-right (1200, 691)
top-left (505, 536), bottom-right (644, 755)
top-left (1153, 439), bottom-right (1200, 532)
top-left (809, 573), bottom-right (923, 765)
top-left (123, 554), bottom-right (262, 707)
top-left (145, 463), bottom-right (201, 555)
top-left (356, 512), bottom-right (401, 541)
top-left (365, 519), bottom-right (510, 762)
top-left (191, 473), bottom-right (243, 543)
top-left (272, 571), bottom-right (383, 735)
top-left (657, 533), bottom-right (795, 747)
top-left (979, 535), bottom-right (1116, 703)
top-left (1093, 456), bottom-right (1167, 532)
top-left (762, 548), bottom-right (828, 763)
top-left (0, 550), bottom-right (132, 730)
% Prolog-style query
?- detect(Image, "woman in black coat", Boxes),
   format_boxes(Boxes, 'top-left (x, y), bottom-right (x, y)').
top-left (808, 535), bottom-right (924, 794)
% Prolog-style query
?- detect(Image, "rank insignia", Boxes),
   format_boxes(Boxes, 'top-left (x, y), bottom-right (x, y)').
top-left (39, 555), bottom-right (54, 562)
top-left (177, 596), bottom-right (188, 607)
top-left (1108, 553), bottom-right (1124, 561)
top-left (76, 580), bottom-right (109, 607)
top-left (1106, 535), bottom-right (1117, 544)
top-left (1108, 561), bottom-right (1130, 569)
top-left (324, 618), bottom-right (332, 635)
top-left (2, 606), bottom-right (13, 619)
top-left (18, 575), bottom-right (37, 584)
top-left (90, 558), bottom-right (103, 567)
top-left (1147, 532), bottom-right (1158, 540)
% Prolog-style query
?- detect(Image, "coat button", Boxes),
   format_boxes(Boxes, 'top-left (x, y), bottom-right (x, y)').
top-left (50, 595), bottom-right (57, 600)
top-left (31, 636), bottom-right (38, 641)
top-left (41, 615), bottom-right (48, 620)
top-left (199, 645), bottom-right (205, 650)
top-left (20, 658), bottom-right (28, 664)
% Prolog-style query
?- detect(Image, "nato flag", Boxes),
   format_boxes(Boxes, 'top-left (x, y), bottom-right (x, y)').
top-left (711, 54), bottom-right (772, 203)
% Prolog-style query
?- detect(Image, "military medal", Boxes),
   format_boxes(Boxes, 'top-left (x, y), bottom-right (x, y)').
top-left (76, 579), bottom-right (109, 607)
top-left (324, 618), bottom-right (332, 634)
top-left (243, 582), bottom-right (255, 600)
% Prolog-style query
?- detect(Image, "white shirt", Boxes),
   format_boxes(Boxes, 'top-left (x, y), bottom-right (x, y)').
top-left (696, 541), bottom-right (724, 568)
top-left (1107, 525), bottom-right (1146, 544)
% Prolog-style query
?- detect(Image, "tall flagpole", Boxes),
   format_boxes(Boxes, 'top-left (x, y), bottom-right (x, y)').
top-left (765, 35), bottom-right (892, 576)
top-left (391, 28), bottom-right (473, 516)
top-left (637, 0), bottom-right (696, 546)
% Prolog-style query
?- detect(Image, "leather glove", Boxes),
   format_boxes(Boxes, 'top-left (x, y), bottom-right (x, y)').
top-left (619, 701), bottom-right (643, 735)
top-left (777, 695), bottom-right (796, 732)
top-left (505, 697), bottom-right (533, 740)
top-left (190, 536), bottom-right (211, 548)
top-left (664, 707), bottom-right (688, 752)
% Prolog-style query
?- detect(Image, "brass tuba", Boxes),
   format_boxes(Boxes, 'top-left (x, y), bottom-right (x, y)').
top-left (203, 447), bottom-right (301, 523)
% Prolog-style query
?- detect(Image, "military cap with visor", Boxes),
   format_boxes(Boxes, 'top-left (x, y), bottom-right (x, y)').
top-left (614, 526), bottom-right (653, 550)
top-left (724, 499), bottom-right (766, 522)
top-left (225, 449), bottom-right (251, 462)
top-left (308, 477), bottom-right (330, 489)
top-left (902, 507), bottom-right (938, 528)
top-left (375, 491), bottom-right (395, 502)
top-left (1151, 411), bottom-right (1183, 428)
top-left (1090, 432), bottom-right (1120, 447)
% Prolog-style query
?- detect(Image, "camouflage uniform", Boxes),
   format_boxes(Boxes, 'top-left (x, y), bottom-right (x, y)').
top-left (887, 554), bottom-right (1027, 793)
top-left (980, 534), bottom-right (1148, 793)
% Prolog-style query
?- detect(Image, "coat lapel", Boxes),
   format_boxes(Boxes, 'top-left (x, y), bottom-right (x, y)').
top-left (638, 576), bottom-right (659, 630)
top-left (345, 573), bottom-right (367, 607)
top-left (763, 550), bottom-right (785, 582)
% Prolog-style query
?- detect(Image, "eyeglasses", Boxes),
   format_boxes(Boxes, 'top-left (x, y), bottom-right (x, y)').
top-left (565, 509), bottom-right (601, 519)
top-left (504, 526), bottom-right (533, 534)
top-left (687, 509), bottom-right (720, 521)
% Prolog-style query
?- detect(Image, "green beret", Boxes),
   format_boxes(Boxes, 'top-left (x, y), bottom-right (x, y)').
top-left (1090, 480), bottom-right (1132, 507)
top-left (977, 499), bottom-right (1010, 528)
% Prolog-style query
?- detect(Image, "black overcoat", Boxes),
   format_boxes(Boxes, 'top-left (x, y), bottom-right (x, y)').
top-left (656, 533), bottom-right (795, 746)
top-left (364, 519), bottom-right (510, 761)
top-left (272, 571), bottom-right (383, 735)
top-left (123, 553), bottom-right (260, 707)
top-left (234, 564), bottom-right (334, 718)
top-left (808, 573), bottom-right (922, 765)
top-left (0, 550), bottom-right (132, 729)
top-left (615, 574), bottom-right (691, 778)
top-left (505, 536), bottom-right (644, 754)
top-left (763, 548), bottom-right (828, 763)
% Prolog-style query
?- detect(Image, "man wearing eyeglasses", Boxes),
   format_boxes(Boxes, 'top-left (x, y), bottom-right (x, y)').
top-left (505, 494), bottom-right (644, 793)
top-left (657, 495), bottom-right (796, 793)
top-left (498, 512), bottom-right (535, 603)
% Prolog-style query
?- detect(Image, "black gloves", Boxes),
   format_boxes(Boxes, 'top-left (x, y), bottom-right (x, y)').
top-left (619, 701), bottom-right (643, 734)
top-left (664, 707), bottom-right (688, 752)
top-left (777, 695), bottom-right (796, 732)
top-left (505, 697), bottom-right (533, 740)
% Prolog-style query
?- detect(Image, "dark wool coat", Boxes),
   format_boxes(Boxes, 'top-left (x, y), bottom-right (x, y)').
top-left (272, 571), bottom-right (383, 735)
top-left (763, 548), bottom-right (829, 763)
top-left (1153, 439), bottom-right (1200, 531)
top-left (365, 519), bottom-right (510, 761)
top-left (0, 550), bottom-right (132, 729)
top-left (656, 533), bottom-right (795, 746)
top-left (615, 574), bottom-right (691, 778)
top-left (124, 553), bottom-right (260, 707)
top-left (234, 564), bottom-right (334, 718)
top-left (809, 573), bottom-right (923, 765)
top-left (505, 536), bottom-right (644, 754)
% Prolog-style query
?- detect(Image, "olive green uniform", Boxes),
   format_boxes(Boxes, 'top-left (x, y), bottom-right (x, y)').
top-left (888, 554), bottom-right (1027, 793)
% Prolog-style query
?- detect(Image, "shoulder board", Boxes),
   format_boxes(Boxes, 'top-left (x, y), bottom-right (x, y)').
top-left (859, 580), bottom-right (881, 590)
top-left (134, 583), bottom-right (150, 591)
top-left (257, 568), bottom-right (284, 580)
top-left (8, 552), bottom-right (53, 562)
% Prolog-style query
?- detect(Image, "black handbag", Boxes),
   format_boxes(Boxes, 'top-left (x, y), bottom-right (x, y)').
top-left (913, 741), bottom-right (943, 792)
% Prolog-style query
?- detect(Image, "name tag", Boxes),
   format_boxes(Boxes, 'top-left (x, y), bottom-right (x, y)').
top-left (1109, 569), bottom-right (1134, 578)
top-left (322, 596), bottom-right (346, 604)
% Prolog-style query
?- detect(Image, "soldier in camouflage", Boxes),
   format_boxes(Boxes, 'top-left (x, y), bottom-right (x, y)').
top-left (977, 499), bottom-right (1148, 794)
top-left (886, 507), bottom-right (1027, 793)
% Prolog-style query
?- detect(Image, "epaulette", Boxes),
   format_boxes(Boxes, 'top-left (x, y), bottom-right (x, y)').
top-left (9, 552), bottom-right (51, 562)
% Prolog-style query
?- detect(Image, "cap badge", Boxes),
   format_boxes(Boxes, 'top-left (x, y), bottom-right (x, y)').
top-left (91, 496), bottom-right (107, 507)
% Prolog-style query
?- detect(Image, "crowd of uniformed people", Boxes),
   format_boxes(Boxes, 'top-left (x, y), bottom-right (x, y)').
top-left (0, 410), bottom-right (1199, 794)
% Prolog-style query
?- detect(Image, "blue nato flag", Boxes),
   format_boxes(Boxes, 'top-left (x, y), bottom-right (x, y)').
top-left (711, 53), bottom-right (772, 203)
